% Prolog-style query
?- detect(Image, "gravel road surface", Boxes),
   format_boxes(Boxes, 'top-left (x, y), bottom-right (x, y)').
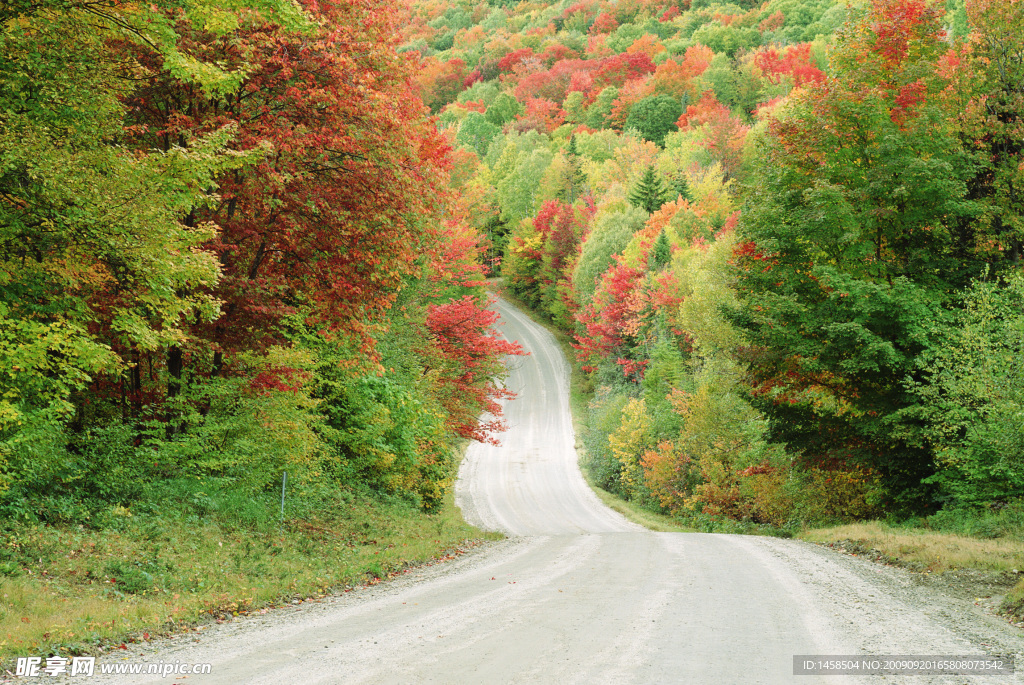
top-left (86, 298), bottom-right (1024, 684)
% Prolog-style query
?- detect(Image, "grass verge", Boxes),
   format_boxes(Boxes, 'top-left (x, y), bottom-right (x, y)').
top-left (800, 521), bottom-right (1024, 574)
top-left (800, 508), bottom-right (1024, 621)
top-left (0, 481), bottom-right (499, 663)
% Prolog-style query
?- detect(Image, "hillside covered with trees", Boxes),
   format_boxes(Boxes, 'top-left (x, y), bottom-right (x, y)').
top-left (402, 0), bottom-right (1024, 526)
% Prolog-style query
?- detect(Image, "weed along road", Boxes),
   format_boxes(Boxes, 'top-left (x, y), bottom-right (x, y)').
top-left (93, 299), bottom-right (1024, 685)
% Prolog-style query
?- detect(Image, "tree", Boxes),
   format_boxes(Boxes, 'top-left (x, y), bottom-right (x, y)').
top-left (456, 112), bottom-right (501, 157)
top-left (649, 230), bottom-right (672, 271)
top-left (0, 0), bottom-right (253, 433)
top-left (559, 135), bottom-right (589, 203)
top-left (624, 95), bottom-right (682, 147)
top-left (573, 206), bottom-right (647, 308)
top-left (125, 0), bottom-right (454, 365)
top-left (424, 296), bottom-right (525, 443)
top-left (961, 0), bottom-right (1024, 263)
top-left (913, 271), bottom-right (1024, 506)
top-left (629, 165), bottom-right (671, 214)
top-left (485, 92), bottom-right (525, 126)
top-left (731, 0), bottom-right (988, 510)
top-left (672, 173), bottom-right (694, 202)
top-left (585, 86), bottom-right (620, 128)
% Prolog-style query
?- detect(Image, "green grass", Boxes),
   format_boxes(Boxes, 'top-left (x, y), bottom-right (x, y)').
top-left (0, 481), bottom-right (499, 661)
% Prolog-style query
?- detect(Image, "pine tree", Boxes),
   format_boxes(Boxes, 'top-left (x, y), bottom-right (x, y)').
top-left (672, 173), bottom-right (693, 202)
top-left (649, 230), bottom-right (671, 271)
top-left (561, 134), bottom-right (587, 203)
top-left (628, 165), bottom-right (670, 213)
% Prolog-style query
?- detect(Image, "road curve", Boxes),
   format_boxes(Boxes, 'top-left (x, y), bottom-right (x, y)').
top-left (455, 298), bottom-right (641, 535)
top-left (90, 298), bottom-right (1024, 685)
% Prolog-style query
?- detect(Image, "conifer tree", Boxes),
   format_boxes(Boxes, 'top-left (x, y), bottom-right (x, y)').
top-left (560, 134), bottom-right (588, 203)
top-left (672, 173), bottom-right (693, 202)
top-left (628, 165), bottom-right (671, 213)
top-left (649, 230), bottom-right (671, 271)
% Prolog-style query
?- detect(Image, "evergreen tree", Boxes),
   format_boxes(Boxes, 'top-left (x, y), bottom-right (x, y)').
top-left (628, 165), bottom-right (671, 213)
top-left (649, 230), bottom-right (671, 271)
top-left (560, 135), bottom-right (588, 203)
top-left (672, 173), bottom-right (693, 202)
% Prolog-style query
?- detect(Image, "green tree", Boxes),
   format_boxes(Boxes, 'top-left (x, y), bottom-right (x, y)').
top-left (485, 92), bottom-right (524, 126)
top-left (672, 173), bottom-right (694, 202)
top-left (496, 147), bottom-right (554, 227)
top-left (585, 86), bottom-right (620, 129)
top-left (456, 111), bottom-right (501, 157)
top-left (730, 0), bottom-right (988, 510)
top-left (559, 134), bottom-right (588, 203)
top-left (0, 0), bottom-right (249, 434)
top-left (913, 271), bottom-right (1024, 506)
top-left (628, 165), bottom-right (671, 214)
top-left (573, 206), bottom-right (647, 307)
top-left (649, 230), bottom-right (671, 271)
top-left (624, 95), bottom-right (682, 147)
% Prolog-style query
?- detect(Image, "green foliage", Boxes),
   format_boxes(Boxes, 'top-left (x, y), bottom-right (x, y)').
top-left (690, 23), bottom-right (759, 58)
top-left (699, 54), bottom-right (740, 109)
top-left (456, 112), bottom-right (501, 156)
top-left (628, 165), bottom-right (672, 213)
top-left (0, 315), bottom-right (116, 434)
top-left (0, 7), bottom-right (240, 443)
top-left (485, 92), bottom-right (525, 126)
top-left (914, 272), bottom-right (1024, 506)
top-left (309, 322), bottom-right (456, 511)
top-left (502, 220), bottom-right (544, 307)
top-left (926, 498), bottom-right (1024, 539)
top-left (496, 147), bottom-right (555, 227)
top-left (458, 80), bottom-right (501, 106)
top-left (624, 95), bottom-right (682, 148)
top-left (585, 87), bottom-right (620, 129)
top-left (1, 422), bottom-right (151, 523)
top-left (573, 207), bottom-right (646, 307)
top-left (575, 130), bottom-right (627, 163)
top-left (559, 135), bottom-right (588, 203)
top-left (563, 91), bottom-right (588, 125)
top-left (671, 172), bottom-right (693, 203)
top-left (731, 1), bottom-right (993, 510)
top-left (649, 230), bottom-right (672, 271)
top-left (582, 387), bottom-right (630, 493)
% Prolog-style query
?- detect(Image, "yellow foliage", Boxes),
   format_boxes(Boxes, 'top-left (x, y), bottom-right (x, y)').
top-left (674, 230), bottom-right (747, 356)
top-left (745, 466), bottom-right (795, 527)
top-left (801, 466), bottom-right (883, 522)
top-left (608, 398), bottom-right (652, 497)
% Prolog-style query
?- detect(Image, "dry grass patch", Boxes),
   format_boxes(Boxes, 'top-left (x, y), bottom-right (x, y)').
top-left (800, 521), bottom-right (1024, 573)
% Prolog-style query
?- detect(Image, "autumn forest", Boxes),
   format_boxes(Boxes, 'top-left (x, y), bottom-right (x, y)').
top-left (404, 0), bottom-right (1024, 524)
top-left (2, 0), bottom-right (1024, 581)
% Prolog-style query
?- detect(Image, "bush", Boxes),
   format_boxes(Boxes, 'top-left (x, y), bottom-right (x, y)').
top-left (582, 387), bottom-right (630, 492)
top-left (796, 465), bottom-right (884, 524)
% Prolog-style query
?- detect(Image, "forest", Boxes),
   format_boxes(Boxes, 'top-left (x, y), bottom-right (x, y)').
top-left (0, 0), bottom-right (524, 523)
top-left (400, 0), bottom-right (1024, 526)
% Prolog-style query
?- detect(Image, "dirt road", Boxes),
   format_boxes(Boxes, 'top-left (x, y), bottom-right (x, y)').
top-left (91, 298), bottom-right (1024, 684)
